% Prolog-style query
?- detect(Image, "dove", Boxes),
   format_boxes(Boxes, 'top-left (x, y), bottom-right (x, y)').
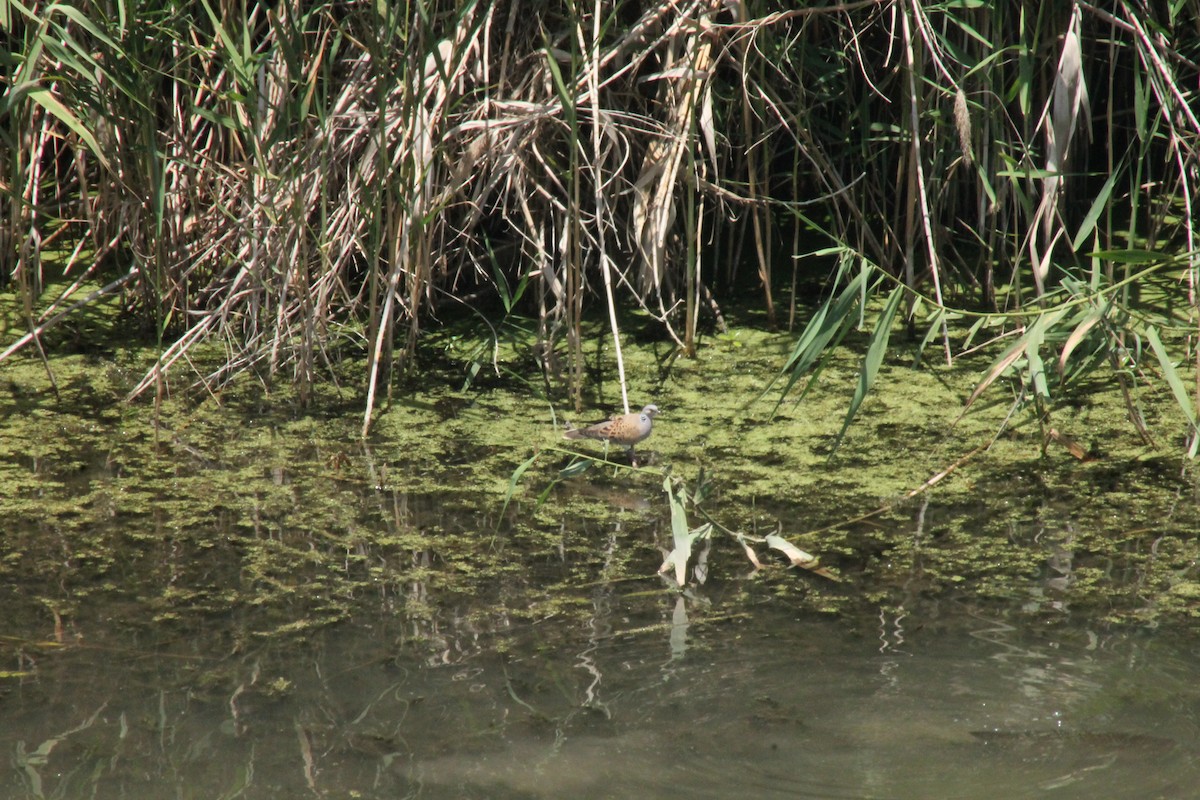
top-left (564, 404), bottom-right (659, 464)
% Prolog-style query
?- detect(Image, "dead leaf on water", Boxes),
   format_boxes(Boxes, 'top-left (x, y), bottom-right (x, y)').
top-left (735, 533), bottom-right (763, 569)
top-left (765, 534), bottom-right (840, 581)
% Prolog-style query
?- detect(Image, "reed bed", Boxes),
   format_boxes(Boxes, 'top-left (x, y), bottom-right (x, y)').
top-left (2, 0), bottom-right (1197, 443)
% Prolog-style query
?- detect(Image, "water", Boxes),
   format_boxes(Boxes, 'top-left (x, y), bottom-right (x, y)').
top-left (3, 368), bottom-right (1200, 799)
top-left (3, 584), bottom-right (1195, 799)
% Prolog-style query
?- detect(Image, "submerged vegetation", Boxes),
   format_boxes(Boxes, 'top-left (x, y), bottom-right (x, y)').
top-left (1, 0), bottom-right (1198, 450)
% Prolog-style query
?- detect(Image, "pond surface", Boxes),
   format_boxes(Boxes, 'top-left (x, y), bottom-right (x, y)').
top-left (3, 338), bottom-right (1200, 798)
top-left (2, 584), bottom-right (1197, 799)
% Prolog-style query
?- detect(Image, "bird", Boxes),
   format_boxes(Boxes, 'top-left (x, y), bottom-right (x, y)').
top-left (563, 404), bottom-right (659, 464)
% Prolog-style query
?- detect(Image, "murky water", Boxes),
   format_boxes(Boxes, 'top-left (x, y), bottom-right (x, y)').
top-left (3, 581), bottom-right (1196, 799)
top-left (4, 352), bottom-right (1200, 799)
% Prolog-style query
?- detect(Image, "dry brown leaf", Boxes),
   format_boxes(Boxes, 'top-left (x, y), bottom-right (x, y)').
top-left (1048, 428), bottom-right (1093, 461)
top-left (736, 535), bottom-right (763, 569)
top-left (765, 535), bottom-right (840, 581)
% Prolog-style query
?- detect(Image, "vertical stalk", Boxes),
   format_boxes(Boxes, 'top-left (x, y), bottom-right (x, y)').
top-left (684, 151), bottom-right (699, 357)
top-left (585, 0), bottom-right (630, 410)
top-left (899, 0), bottom-right (949, 364)
top-left (734, 1), bottom-right (774, 326)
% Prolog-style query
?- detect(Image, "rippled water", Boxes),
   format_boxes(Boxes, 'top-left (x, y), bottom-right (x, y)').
top-left (3, 585), bottom-right (1196, 799)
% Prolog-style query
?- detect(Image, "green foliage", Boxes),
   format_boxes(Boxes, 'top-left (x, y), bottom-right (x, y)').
top-left (773, 248), bottom-right (1198, 453)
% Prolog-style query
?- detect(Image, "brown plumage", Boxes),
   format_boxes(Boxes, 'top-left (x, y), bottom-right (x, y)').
top-left (563, 404), bottom-right (659, 448)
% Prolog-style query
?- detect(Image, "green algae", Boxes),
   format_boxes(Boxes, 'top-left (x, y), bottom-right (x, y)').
top-left (2, 307), bottom-right (1200, 649)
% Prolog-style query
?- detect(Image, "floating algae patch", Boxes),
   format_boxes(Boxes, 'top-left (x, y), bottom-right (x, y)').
top-left (0, 353), bottom-right (531, 641)
top-left (4, 306), bottom-right (1200, 637)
